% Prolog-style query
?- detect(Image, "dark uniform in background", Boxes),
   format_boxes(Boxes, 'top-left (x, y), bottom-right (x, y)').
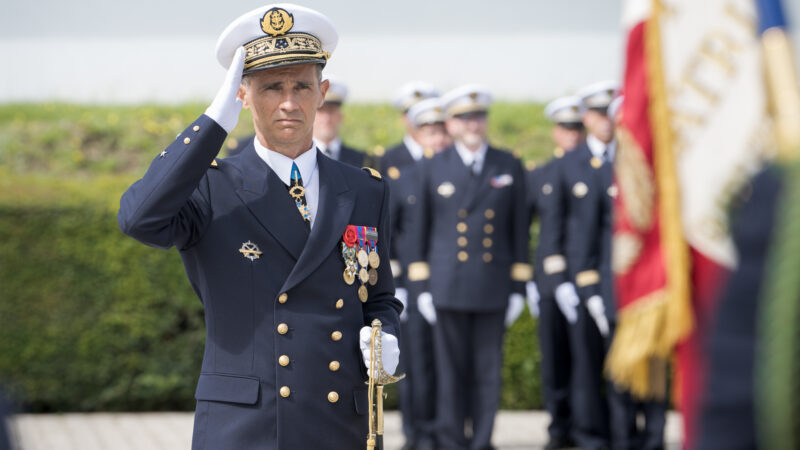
top-left (118, 5), bottom-right (401, 449)
top-left (697, 166), bottom-right (782, 450)
top-left (408, 85), bottom-right (531, 450)
top-left (526, 95), bottom-right (586, 450)
top-left (381, 91), bottom-right (444, 450)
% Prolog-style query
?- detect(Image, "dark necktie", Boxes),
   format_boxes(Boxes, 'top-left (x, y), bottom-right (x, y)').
top-left (288, 162), bottom-right (311, 228)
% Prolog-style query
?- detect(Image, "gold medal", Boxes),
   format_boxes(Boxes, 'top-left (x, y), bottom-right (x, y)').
top-left (359, 268), bottom-right (369, 283)
top-left (368, 268), bottom-right (378, 286)
top-left (368, 250), bottom-right (380, 269)
top-left (343, 269), bottom-right (355, 285)
top-left (357, 249), bottom-right (369, 267)
top-left (358, 285), bottom-right (368, 302)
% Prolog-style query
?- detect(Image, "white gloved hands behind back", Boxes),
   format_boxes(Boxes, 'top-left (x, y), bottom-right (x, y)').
top-left (359, 326), bottom-right (400, 375)
top-left (205, 46), bottom-right (245, 134)
top-left (554, 282), bottom-right (579, 324)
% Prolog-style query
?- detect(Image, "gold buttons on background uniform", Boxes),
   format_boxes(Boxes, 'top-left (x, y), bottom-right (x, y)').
top-left (280, 386), bottom-right (291, 398)
top-left (457, 237), bottom-right (468, 247)
top-left (328, 391), bottom-right (339, 403)
top-left (278, 293), bottom-right (288, 304)
top-left (193, 125), bottom-right (200, 132)
top-left (279, 355), bottom-right (290, 367)
top-left (483, 238), bottom-right (493, 248)
top-left (335, 299), bottom-right (344, 309)
top-left (277, 323), bottom-right (289, 335)
top-left (457, 222), bottom-right (468, 233)
top-left (458, 209), bottom-right (468, 219)
top-left (331, 331), bottom-right (342, 341)
top-left (329, 361), bottom-right (340, 371)
top-left (183, 137), bottom-right (191, 144)
top-left (483, 253), bottom-right (493, 263)
top-left (458, 251), bottom-right (469, 262)
top-left (484, 224), bottom-right (494, 234)
top-left (484, 209), bottom-right (495, 219)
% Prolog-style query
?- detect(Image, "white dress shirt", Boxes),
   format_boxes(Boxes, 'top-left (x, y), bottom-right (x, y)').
top-left (403, 135), bottom-right (425, 161)
top-left (253, 137), bottom-right (320, 228)
top-left (587, 134), bottom-right (616, 162)
top-left (313, 136), bottom-right (342, 161)
top-left (454, 141), bottom-right (488, 175)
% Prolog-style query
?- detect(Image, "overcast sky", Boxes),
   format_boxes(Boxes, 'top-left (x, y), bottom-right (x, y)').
top-left (1, 0), bottom-right (623, 38)
top-left (2, 1), bottom-right (799, 103)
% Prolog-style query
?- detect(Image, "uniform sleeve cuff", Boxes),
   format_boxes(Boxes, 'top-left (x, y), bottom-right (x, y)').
top-left (408, 262), bottom-right (430, 281)
top-left (510, 263), bottom-right (533, 282)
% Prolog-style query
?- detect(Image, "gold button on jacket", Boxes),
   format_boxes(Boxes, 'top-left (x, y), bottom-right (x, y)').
top-left (277, 323), bottom-right (289, 335)
top-left (327, 391), bottom-right (339, 403)
top-left (280, 386), bottom-right (291, 398)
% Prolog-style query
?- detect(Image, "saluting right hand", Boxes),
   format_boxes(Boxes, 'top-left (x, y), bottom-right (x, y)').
top-left (205, 46), bottom-right (245, 134)
top-left (554, 282), bottom-right (579, 324)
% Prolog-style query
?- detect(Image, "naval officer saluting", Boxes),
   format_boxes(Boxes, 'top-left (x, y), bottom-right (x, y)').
top-left (117, 4), bottom-right (402, 449)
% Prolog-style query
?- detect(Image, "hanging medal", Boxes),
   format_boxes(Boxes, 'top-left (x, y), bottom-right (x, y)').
top-left (356, 227), bottom-right (370, 302)
top-left (365, 227), bottom-right (379, 286)
top-left (342, 225), bottom-right (358, 285)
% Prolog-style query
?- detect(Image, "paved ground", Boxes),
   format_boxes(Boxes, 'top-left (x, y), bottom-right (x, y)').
top-left (7, 410), bottom-right (683, 449)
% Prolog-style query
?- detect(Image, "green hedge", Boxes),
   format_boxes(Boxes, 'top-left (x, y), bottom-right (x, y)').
top-left (0, 103), bottom-right (551, 412)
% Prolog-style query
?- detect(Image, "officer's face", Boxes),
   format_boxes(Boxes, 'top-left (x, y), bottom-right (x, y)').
top-left (313, 102), bottom-right (342, 143)
top-left (582, 109), bottom-right (614, 144)
top-left (414, 123), bottom-right (451, 153)
top-left (239, 64), bottom-right (329, 155)
top-left (552, 125), bottom-right (584, 152)
top-left (446, 112), bottom-right (487, 150)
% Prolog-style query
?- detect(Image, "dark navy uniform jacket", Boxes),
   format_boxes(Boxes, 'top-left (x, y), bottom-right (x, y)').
top-left (534, 153), bottom-right (572, 294)
top-left (407, 145), bottom-right (531, 311)
top-left (379, 141), bottom-right (417, 174)
top-left (338, 143), bottom-right (367, 168)
top-left (526, 161), bottom-right (554, 288)
top-left (380, 141), bottom-right (423, 294)
top-left (550, 141), bottom-right (616, 319)
top-left (118, 115), bottom-right (402, 450)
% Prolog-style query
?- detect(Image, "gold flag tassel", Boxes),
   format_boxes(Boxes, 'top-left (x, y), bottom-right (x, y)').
top-left (366, 319), bottom-right (405, 450)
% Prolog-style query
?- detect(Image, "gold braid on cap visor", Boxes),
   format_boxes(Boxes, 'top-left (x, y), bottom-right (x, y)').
top-left (244, 33), bottom-right (330, 72)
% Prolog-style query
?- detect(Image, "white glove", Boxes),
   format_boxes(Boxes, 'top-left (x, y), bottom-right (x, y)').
top-left (586, 295), bottom-right (610, 338)
top-left (359, 326), bottom-right (400, 375)
top-left (554, 282), bottom-right (579, 324)
top-left (395, 288), bottom-right (408, 322)
top-left (205, 46), bottom-right (245, 134)
top-left (526, 281), bottom-right (541, 318)
top-left (505, 293), bottom-right (525, 327)
top-left (417, 292), bottom-right (437, 325)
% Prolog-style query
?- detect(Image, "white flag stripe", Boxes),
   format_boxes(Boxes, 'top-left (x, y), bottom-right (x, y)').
top-left (659, 0), bottom-right (768, 267)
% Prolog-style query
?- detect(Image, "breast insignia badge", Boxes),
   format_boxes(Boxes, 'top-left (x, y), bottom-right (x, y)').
top-left (437, 181), bottom-right (456, 198)
top-left (239, 241), bottom-right (263, 261)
